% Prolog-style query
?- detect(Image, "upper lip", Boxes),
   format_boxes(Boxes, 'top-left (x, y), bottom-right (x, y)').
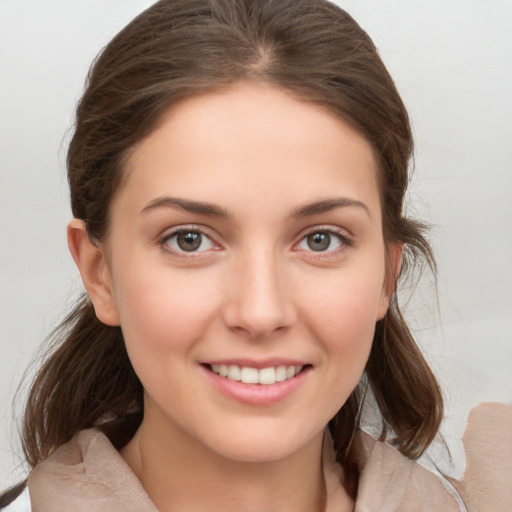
top-left (201, 358), bottom-right (310, 369)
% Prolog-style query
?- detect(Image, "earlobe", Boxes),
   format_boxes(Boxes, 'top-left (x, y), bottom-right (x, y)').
top-left (67, 219), bottom-right (120, 326)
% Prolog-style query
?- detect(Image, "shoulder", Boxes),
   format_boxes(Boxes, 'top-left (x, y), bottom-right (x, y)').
top-left (27, 428), bottom-right (157, 512)
top-left (322, 428), bottom-right (465, 511)
top-left (325, 402), bottom-right (512, 512)
top-left (352, 432), bottom-right (466, 512)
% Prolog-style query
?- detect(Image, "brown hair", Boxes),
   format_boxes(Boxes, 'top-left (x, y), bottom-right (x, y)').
top-left (14, 0), bottom-right (442, 501)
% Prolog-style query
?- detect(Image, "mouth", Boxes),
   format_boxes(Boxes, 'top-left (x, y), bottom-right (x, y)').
top-left (204, 363), bottom-right (310, 385)
top-left (201, 361), bottom-right (311, 405)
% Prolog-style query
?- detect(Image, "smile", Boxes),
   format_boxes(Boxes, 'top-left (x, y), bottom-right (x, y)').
top-left (209, 364), bottom-right (304, 385)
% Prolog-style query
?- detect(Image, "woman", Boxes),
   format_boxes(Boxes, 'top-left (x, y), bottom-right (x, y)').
top-left (1, 1), bottom-right (510, 511)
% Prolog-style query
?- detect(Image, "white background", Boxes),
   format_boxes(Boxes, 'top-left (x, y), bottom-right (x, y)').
top-left (1, 0), bottom-right (511, 489)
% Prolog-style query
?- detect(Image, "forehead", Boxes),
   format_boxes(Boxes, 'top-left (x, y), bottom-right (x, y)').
top-left (116, 83), bottom-right (380, 218)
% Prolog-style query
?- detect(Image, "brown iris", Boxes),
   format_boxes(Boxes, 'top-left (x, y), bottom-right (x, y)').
top-left (177, 231), bottom-right (202, 252)
top-left (306, 232), bottom-right (331, 251)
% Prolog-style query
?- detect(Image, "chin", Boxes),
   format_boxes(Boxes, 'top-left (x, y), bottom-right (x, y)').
top-left (202, 423), bottom-right (324, 464)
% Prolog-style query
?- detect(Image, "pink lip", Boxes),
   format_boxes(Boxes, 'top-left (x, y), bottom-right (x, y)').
top-left (200, 364), bottom-right (311, 406)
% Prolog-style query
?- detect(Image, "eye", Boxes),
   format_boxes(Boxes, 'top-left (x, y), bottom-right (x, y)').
top-left (296, 229), bottom-right (348, 253)
top-left (162, 229), bottom-right (216, 253)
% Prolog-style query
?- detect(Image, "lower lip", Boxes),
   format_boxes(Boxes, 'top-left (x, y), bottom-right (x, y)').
top-left (201, 365), bottom-right (310, 406)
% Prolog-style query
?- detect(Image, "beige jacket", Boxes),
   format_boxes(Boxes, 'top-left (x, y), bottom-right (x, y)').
top-left (26, 403), bottom-right (512, 512)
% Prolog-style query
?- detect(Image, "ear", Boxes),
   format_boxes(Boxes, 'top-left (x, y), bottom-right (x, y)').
top-left (67, 219), bottom-right (120, 326)
top-left (377, 243), bottom-right (403, 320)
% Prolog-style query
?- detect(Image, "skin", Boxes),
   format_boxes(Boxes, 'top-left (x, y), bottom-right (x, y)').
top-left (68, 83), bottom-right (397, 512)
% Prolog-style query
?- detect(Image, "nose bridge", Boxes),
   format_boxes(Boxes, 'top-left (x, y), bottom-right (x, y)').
top-left (223, 244), bottom-right (295, 338)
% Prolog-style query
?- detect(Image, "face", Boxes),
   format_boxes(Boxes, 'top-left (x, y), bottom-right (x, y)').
top-left (90, 84), bottom-right (392, 463)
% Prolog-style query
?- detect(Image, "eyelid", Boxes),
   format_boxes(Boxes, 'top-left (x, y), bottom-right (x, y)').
top-left (158, 224), bottom-right (221, 256)
top-left (156, 223), bottom-right (352, 258)
top-left (293, 225), bottom-right (353, 254)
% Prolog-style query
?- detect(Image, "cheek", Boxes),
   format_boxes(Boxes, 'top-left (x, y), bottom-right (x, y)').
top-left (111, 266), bottom-right (223, 410)
top-left (292, 274), bottom-right (381, 424)
top-left (304, 272), bottom-right (384, 338)
top-left (111, 262), bottom-right (221, 355)
top-left (298, 265), bottom-right (385, 377)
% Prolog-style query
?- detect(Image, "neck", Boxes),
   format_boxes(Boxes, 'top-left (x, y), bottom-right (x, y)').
top-left (121, 418), bottom-right (327, 512)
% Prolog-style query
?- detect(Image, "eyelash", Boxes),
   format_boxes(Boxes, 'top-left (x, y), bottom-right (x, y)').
top-left (159, 226), bottom-right (218, 257)
top-left (158, 225), bottom-right (352, 258)
top-left (294, 226), bottom-right (352, 256)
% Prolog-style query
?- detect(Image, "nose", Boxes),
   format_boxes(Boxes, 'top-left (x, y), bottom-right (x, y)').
top-left (222, 249), bottom-right (296, 339)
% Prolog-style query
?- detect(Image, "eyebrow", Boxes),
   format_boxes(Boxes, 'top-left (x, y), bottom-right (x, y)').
top-left (141, 196), bottom-right (230, 218)
top-left (289, 198), bottom-right (371, 219)
top-left (140, 196), bottom-right (370, 219)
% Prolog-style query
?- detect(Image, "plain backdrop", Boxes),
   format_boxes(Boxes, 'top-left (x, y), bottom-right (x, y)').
top-left (1, 0), bottom-right (511, 489)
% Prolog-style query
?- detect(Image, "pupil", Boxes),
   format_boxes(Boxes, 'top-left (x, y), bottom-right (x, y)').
top-left (307, 232), bottom-right (330, 251)
top-left (177, 232), bottom-right (201, 251)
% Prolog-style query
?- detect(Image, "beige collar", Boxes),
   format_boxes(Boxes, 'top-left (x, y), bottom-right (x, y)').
top-left (28, 403), bottom-right (512, 512)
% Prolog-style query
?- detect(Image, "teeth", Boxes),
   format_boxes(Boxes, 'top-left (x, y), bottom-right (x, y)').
top-left (275, 365), bottom-right (287, 382)
top-left (228, 365), bottom-right (241, 381)
top-left (210, 364), bottom-right (303, 385)
top-left (258, 367), bottom-right (275, 385)
top-left (240, 367), bottom-right (259, 384)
